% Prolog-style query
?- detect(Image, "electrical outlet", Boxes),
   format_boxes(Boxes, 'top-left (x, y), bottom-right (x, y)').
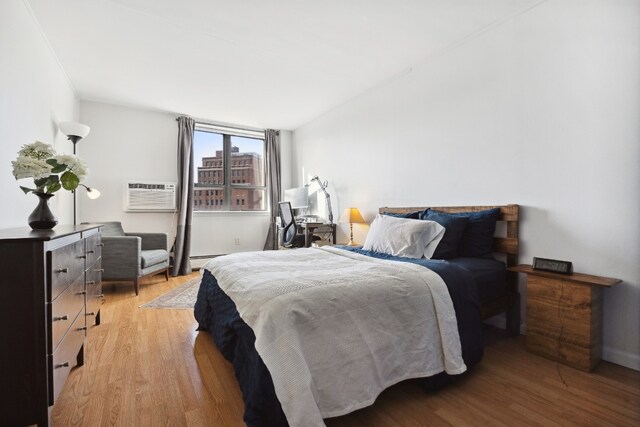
top-left (234, 237), bottom-right (240, 245)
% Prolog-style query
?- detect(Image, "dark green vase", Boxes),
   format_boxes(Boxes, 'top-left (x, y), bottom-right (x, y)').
top-left (28, 192), bottom-right (58, 230)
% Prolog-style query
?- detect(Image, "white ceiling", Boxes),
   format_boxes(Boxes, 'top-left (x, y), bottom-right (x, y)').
top-left (27, 0), bottom-right (542, 130)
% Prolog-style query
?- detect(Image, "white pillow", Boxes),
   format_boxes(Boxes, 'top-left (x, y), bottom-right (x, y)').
top-left (362, 214), bottom-right (445, 259)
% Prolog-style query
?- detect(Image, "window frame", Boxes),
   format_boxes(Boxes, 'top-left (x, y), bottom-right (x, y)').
top-left (193, 123), bottom-right (267, 212)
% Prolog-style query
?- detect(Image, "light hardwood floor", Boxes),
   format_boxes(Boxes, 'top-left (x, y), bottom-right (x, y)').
top-left (52, 273), bottom-right (640, 426)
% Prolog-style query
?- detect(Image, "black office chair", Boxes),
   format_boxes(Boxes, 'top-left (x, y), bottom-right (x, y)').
top-left (278, 201), bottom-right (306, 248)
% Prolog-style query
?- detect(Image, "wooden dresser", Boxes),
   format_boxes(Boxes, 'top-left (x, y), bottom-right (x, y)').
top-left (0, 225), bottom-right (102, 426)
top-left (509, 264), bottom-right (621, 371)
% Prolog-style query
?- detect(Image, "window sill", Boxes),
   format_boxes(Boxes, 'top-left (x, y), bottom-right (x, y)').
top-left (193, 210), bottom-right (270, 216)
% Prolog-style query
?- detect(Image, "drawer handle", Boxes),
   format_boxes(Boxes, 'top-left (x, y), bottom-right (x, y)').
top-left (97, 294), bottom-right (104, 299)
top-left (95, 268), bottom-right (104, 273)
top-left (53, 314), bottom-right (69, 321)
top-left (86, 312), bottom-right (95, 316)
top-left (77, 290), bottom-right (87, 295)
top-left (87, 250), bottom-right (95, 254)
top-left (78, 255), bottom-right (86, 259)
top-left (57, 267), bottom-right (69, 273)
top-left (87, 281), bottom-right (95, 285)
top-left (77, 326), bottom-right (88, 331)
top-left (55, 361), bottom-right (70, 369)
top-left (97, 243), bottom-right (104, 247)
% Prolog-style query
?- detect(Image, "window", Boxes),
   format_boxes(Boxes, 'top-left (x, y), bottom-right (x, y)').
top-left (192, 125), bottom-right (266, 211)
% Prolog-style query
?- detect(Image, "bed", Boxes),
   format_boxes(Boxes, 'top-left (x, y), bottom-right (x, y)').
top-left (194, 204), bottom-right (520, 427)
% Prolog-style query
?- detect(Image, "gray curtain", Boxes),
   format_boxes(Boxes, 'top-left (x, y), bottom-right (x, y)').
top-left (172, 116), bottom-right (195, 276)
top-left (263, 129), bottom-right (282, 250)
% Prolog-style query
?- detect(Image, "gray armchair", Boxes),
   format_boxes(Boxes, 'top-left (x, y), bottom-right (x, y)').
top-left (100, 222), bottom-right (170, 295)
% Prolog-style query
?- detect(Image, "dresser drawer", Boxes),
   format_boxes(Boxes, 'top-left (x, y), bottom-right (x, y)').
top-left (50, 309), bottom-right (85, 404)
top-left (51, 275), bottom-right (85, 353)
top-left (85, 233), bottom-right (102, 268)
top-left (50, 239), bottom-right (85, 300)
top-left (86, 257), bottom-right (103, 292)
top-left (86, 290), bottom-right (102, 326)
top-left (86, 258), bottom-right (103, 326)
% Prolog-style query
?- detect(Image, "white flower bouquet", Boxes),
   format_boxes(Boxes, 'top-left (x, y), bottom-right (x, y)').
top-left (12, 141), bottom-right (88, 195)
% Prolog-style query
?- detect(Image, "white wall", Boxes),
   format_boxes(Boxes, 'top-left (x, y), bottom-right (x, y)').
top-left (280, 130), bottom-right (293, 192)
top-left (78, 101), bottom-right (177, 235)
top-left (0, 0), bottom-right (79, 228)
top-left (80, 101), bottom-right (286, 257)
top-left (292, 0), bottom-right (640, 370)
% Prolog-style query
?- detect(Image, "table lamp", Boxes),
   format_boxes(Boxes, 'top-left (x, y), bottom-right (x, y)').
top-left (339, 207), bottom-right (366, 246)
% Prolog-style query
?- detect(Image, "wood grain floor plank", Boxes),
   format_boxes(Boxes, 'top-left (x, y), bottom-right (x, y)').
top-left (50, 272), bottom-right (640, 426)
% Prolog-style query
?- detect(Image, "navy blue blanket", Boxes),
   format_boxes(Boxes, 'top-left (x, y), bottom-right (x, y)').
top-left (194, 248), bottom-right (484, 426)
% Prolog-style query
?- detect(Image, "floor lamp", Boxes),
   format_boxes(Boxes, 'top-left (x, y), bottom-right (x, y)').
top-left (59, 121), bottom-right (91, 225)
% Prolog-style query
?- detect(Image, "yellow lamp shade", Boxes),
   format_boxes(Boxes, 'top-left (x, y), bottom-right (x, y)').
top-left (339, 208), bottom-right (366, 224)
top-left (339, 207), bottom-right (365, 246)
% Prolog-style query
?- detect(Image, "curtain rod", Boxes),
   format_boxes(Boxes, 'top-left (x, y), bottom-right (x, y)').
top-left (175, 117), bottom-right (268, 134)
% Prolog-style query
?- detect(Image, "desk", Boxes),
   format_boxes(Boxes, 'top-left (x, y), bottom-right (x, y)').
top-left (298, 222), bottom-right (336, 247)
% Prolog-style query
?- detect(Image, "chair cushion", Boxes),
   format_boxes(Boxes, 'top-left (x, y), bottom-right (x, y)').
top-left (100, 222), bottom-right (126, 237)
top-left (141, 249), bottom-right (169, 269)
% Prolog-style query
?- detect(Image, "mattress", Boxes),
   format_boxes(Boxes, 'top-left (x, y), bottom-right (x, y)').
top-left (447, 257), bottom-right (507, 304)
top-left (340, 247), bottom-right (507, 305)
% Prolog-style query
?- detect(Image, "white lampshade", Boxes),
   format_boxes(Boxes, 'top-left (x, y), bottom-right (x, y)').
top-left (59, 121), bottom-right (90, 139)
top-left (86, 187), bottom-right (101, 200)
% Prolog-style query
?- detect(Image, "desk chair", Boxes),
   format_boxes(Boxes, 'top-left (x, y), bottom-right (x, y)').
top-left (278, 201), bottom-right (306, 248)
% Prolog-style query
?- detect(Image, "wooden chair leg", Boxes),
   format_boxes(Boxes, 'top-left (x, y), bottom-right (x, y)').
top-left (165, 268), bottom-right (169, 281)
top-left (134, 279), bottom-right (139, 296)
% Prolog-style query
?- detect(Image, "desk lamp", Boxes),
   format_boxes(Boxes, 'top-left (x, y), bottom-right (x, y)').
top-left (307, 175), bottom-right (333, 223)
top-left (339, 208), bottom-right (366, 246)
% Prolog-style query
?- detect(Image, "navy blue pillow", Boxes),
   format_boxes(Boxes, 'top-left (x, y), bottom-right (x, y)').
top-left (420, 210), bottom-right (468, 259)
top-left (383, 211), bottom-right (420, 219)
top-left (427, 208), bottom-right (500, 258)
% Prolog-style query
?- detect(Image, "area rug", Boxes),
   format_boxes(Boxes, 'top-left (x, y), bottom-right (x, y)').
top-left (141, 277), bottom-right (201, 309)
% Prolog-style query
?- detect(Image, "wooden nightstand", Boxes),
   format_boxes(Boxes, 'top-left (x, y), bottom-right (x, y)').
top-left (508, 264), bottom-right (621, 371)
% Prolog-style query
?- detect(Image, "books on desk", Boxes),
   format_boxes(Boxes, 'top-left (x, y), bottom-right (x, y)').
top-left (300, 222), bottom-right (324, 227)
top-left (296, 215), bottom-right (324, 224)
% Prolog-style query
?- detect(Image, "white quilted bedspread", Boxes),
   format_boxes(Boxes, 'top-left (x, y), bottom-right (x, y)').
top-left (203, 247), bottom-right (465, 427)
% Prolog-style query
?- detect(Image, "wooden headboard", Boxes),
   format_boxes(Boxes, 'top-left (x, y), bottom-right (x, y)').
top-left (379, 204), bottom-right (521, 334)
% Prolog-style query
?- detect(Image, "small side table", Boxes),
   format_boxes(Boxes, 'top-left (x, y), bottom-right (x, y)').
top-left (299, 222), bottom-right (336, 248)
top-left (508, 264), bottom-right (621, 371)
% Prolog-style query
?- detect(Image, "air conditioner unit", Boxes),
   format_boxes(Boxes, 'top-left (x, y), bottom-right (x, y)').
top-left (124, 181), bottom-right (177, 212)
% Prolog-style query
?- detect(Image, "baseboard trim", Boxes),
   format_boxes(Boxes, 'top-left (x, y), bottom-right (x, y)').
top-left (486, 315), bottom-right (638, 371)
top-left (603, 346), bottom-right (640, 371)
top-left (483, 313), bottom-right (527, 335)
top-left (189, 255), bottom-right (222, 270)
